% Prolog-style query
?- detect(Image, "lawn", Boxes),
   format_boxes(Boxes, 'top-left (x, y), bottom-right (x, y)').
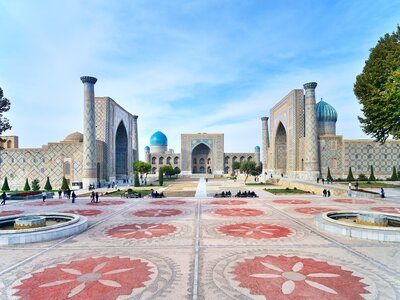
top-left (266, 188), bottom-right (310, 194)
top-left (106, 189), bottom-right (152, 196)
top-left (245, 182), bottom-right (276, 186)
top-left (338, 182), bottom-right (400, 188)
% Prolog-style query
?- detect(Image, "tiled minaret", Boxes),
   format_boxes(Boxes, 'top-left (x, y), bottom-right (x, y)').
top-left (80, 76), bottom-right (98, 189)
top-left (261, 117), bottom-right (270, 171)
top-left (254, 146), bottom-right (261, 166)
top-left (303, 82), bottom-right (320, 177)
top-left (132, 115), bottom-right (139, 162)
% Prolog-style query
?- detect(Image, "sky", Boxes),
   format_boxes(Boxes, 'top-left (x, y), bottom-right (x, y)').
top-left (1, 0), bottom-right (400, 159)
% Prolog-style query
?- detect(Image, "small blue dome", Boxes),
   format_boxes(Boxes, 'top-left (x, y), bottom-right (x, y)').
top-left (316, 99), bottom-right (337, 122)
top-left (255, 146), bottom-right (260, 150)
top-left (144, 145), bottom-right (150, 150)
top-left (150, 131), bottom-right (168, 146)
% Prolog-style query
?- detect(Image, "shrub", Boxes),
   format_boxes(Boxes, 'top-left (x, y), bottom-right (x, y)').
top-left (23, 178), bottom-right (31, 191)
top-left (369, 165), bottom-right (376, 181)
top-left (391, 166), bottom-right (398, 181)
top-left (44, 177), bottom-right (52, 191)
top-left (61, 177), bottom-right (69, 190)
top-left (158, 169), bottom-right (164, 186)
top-left (127, 188), bottom-right (133, 193)
top-left (358, 174), bottom-right (368, 181)
top-left (31, 179), bottom-right (40, 191)
top-left (134, 172), bottom-right (140, 187)
top-left (346, 167), bottom-right (355, 181)
top-left (1, 177), bottom-right (10, 191)
top-left (326, 167), bottom-right (333, 181)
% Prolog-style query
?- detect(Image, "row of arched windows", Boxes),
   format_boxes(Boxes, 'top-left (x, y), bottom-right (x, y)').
top-left (192, 158), bottom-right (211, 164)
top-left (151, 156), bottom-right (179, 165)
top-left (224, 156), bottom-right (253, 164)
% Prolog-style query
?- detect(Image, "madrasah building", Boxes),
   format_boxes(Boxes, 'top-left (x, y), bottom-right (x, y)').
top-left (1, 78), bottom-right (400, 189)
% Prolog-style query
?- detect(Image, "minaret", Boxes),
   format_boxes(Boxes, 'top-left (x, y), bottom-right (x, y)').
top-left (261, 117), bottom-right (270, 170)
top-left (254, 146), bottom-right (261, 166)
top-left (81, 76), bottom-right (98, 189)
top-left (303, 82), bottom-right (320, 177)
top-left (132, 115), bottom-right (139, 162)
top-left (144, 146), bottom-right (151, 163)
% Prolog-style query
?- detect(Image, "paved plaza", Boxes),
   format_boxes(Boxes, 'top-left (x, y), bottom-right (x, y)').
top-left (0, 178), bottom-right (399, 299)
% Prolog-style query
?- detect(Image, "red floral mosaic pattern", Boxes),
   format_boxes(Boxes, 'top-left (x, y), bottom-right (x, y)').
top-left (107, 223), bottom-right (176, 239)
top-left (86, 200), bottom-right (126, 206)
top-left (334, 199), bottom-right (375, 204)
top-left (232, 255), bottom-right (369, 299)
top-left (295, 207), bottom-right (339, 215)
top-left (13, 256), bottom-right (153, 300)
top-left (150, 200), bottom-right (187, 205)
top-left (63, 210), bottom-right (103, 217)
top-left (217, 223), bottom-right (293, 239)
top-left (272, 200), bottom-right (311, 205)
top-left (0, 210), bottom-right (24, 217)
top-left (213, 208), bottom-right (264, 217)
top-left (133, 209), bottom-right (182, 217)
top-left (210, 200), bottom-right (248, 205)
top-left (26, 201), bottom-right (66, 206)
top-left (370, 207), bottom-right (400, 214)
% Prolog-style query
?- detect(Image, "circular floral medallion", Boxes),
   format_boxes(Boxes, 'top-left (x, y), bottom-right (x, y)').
top-left (231, 255), bottom-right (369, 299)
top-left (295, 207), bottom-right (339, 215)
top-left (12, 256), bottom-right (154, 299)
top-left (210, 200), bottom-right (248, 205)
top-left (0, 210), bottom-right (24, 216)
top-left (150, 200), bottom-right (187, 205)
top-left (334, 199), bottom-right (375, 204)
top-left (107, 223), bottom-right (176, 239)
top-left (63, 209), bottom-right (103, 217)
top-left (370, 207), bottom-right (400, 214)
top-left (133, 209), bottom-right (182, 217)
top-left (213, 208), bottom-right (264, 217)
top-left (86, 200), bottom-right (125, 206)
top-left (272, 200), bottom-right (311, 205)
top-left (217, 223), bottom-right (293, 240)
top-left (26, 201), bottom-right (66, 206)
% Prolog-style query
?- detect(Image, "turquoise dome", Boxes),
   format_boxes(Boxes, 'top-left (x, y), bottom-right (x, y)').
top-left (316, 99), bottom-right (337, 122)
top-left (144, 145), bottom-right (150, 150)
top-left (150, 131), bottom-right (168, 146)
top-left (255, 146), bottom-right (260, 150)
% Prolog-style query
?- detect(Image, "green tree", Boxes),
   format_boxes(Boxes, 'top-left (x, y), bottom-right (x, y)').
top-left (326, 167), bottom-right (333, 181)
top-left (23, 178), bottom-right (31, 191)
top-left (174, 167), bottom-right (181, 177)
top-left (369, 165), bottom-right (376, 181)
top-left (158, 169), bottom-right (164, 186)
top-left (133, 160), bottom-right (151, 185)
top-left (134, 172), bottom-right (140, 187)
top-left (354, 26), bottom-right (400, 143)
top-left (240, 160), bottom-right (257, 183)
top-left (391, 166), bottom-right (398, 181)
top-left (61, 177), bottom-right (69, 190)
top-left (346, 167), bottom-right (355, 181)
top-left (31, 179), bottom-right (40, 191)
top-left (44, 177), bottom-right (52, 191)
top-left (232, 161), bottom-right (240, 176)
top-left (161, 165), bottom-right (174, 177)
top-left (0, 87), bottom-right (12, 149)
top-left (1, 177), bottom-right (10, 191)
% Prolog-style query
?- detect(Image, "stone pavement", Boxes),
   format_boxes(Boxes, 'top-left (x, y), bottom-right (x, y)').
top-left (0, 178), bottom-right (399, 299)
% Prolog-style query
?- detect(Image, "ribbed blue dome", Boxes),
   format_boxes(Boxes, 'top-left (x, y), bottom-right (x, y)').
top-left (144, 145), bottom-right (150, 150)
top-left (316, 99), bottom-right (337, 122)
top-left (150, 131), bottom-right (168, 146)
top-left (255, 146), bottom-right (260, 150)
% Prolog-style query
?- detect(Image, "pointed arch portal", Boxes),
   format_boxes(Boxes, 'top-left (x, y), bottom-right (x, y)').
top-left (275, 122), bottom-right (287, 172)
top-left (115, 121), bottom-right (128, 179)
top-left (191, 143), bottom-right (212, 174)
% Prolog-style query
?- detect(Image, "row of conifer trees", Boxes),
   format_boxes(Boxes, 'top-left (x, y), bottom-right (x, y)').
top-left (1, 176), bottom-right (70, 192)
top-left (326, 165), bottom-right (400, 181)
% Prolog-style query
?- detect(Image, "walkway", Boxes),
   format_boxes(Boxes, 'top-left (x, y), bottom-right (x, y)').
top-left (194, 177), bottom-right (207, 198)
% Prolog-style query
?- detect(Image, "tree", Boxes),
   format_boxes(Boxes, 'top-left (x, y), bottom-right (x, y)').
top-left (44, 177), bottom-right (52, 191)
top-left (240, 160), bottom-right (257, 183)
top-left (61, 177), bottom-right (69, 190)
top-left (391, 166), bottom-right (398, 181)
top-left (134, 172), bottom-right (140, 187)
top-left (0, 87), bottom-right (12, 149)
top-left (354, 25), bottom-right (400, 143)
top-left (23, 178), bottom-right (31, 191)
top-left (346, 167), bottom-right (355, 181)
top-left (369, 165), bottom-right (376, 181)
top-left (174, 167), bottom-right (181, 177)
top-left (158, 169), bottom-right (164, 186)
top-left (326, 167), bottom-right (333, 181)
top-left (133, 160), bottom-right (151, 185)
top-left (161, 165), bottom-right (174, 177)
top-left (232, 161), bottom-right (240, 176)
top-left (31, 179), bottom-right (40, 191)
top-left (1, 177), bottom-right (10, 191)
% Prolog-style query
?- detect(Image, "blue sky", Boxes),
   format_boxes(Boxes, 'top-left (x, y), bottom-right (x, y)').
top-left (1, 0), bottom-right (400, 157)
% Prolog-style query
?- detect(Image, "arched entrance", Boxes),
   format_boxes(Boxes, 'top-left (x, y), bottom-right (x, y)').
top-left (191, 143), bottom-right (212, 174)
top-left (115, 121), bottom-right (128, 180)
top-left (275, 122), bottom-right (287, 172)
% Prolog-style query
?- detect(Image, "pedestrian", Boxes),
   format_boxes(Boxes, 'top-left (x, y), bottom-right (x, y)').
top-left (71, 191), bottom-right (76, 203)
top-left (95, 192), bottom-right (99, 203)
top-left (317, 177), bottom-right (320, 184)
top-left (380, 187), bottom-right (385, 198)
top-left (327, 190), bottom-right (331, 197)
top-left (58, 190), bottom-right (62, 199)
top-left (355, 181), bottom-right (359, 190)
top-left (42, 191), bottom-right (47, 202)
top-left (91, 191), bottom-right (95, 203)
top-left (322, 178), bottom-right (325, 184)
top-left (348, 182), bottom-right (352, 190)
top-left (1, 191), bottom-right (6, 205)
top-left (323, 189), bottom-right (327, 197)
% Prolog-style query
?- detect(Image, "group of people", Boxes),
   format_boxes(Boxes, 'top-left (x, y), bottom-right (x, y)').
top-left (90, 191), bottom-right (100, 203)
top-left (322, 189), bottom-right (331, 197)
top-left (317, 177), bottom-right (334, 184)
top-left (150, 190), bottom-right (165, 198)
top-left (236, 190), bottom-right (258, 198)
top-left (214, 191), bottom-right (232, 198)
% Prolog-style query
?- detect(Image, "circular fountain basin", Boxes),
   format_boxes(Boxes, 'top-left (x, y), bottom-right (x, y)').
top-left (314, 211), bottom-right (400, 242)
top-left (14, 216), bottom-right (46, 229)
top-left (0, 213), bottom-right (88, 245)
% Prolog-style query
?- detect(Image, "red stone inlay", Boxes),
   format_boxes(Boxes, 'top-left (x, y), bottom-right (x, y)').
top-left (13, 256), bottom-right (153, 299)
top-left (218, 223), bottom-right (292, 239)
top-left (273, 200), bottom-right (311, 205)
top-left (133, 209), bottom-right (182, 217)
top-left (26, 201), bottom-right (66, 206)
top-left (295, 207), bottom-right (339, 215)
top-left (210, 200), bottom-right (248, 205)
top-left (334, 199), bottom-right (375, 204)
top-left (86, 200), bottom-right (126, 206)
top-left (107, 223), bottom-right (176, 239)
top-left (232, 255), bottom-right (369, 299)
top-left (63, 209), bottom-right (103, 217)
top-left (370, 207), bottom-right (400, 214)
top-left (150, 200), bottom-right (187, 205)
top-left (0, 210), bottom-right (24, 217)
top-left (213, 208), bottom-right (264, 217)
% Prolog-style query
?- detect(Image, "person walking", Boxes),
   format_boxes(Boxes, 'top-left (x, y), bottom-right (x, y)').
top-left (380, 187), bottom-right (385, 198)
top-left (327, 190), bottom-right (331, 197)
top-left (58, 190), bottom-right (62, 199)
top-left (323, 189), bottom-right (327, 197)
top-left (71, 191), bottom-right (77, 203)
top-left (95, 192), bottom-right (99, 203)
top-left (1, 191), bottom-right (6, 205)
top-left (42, 191), bottom-right (47, 202)
top-left (91, 191), bottom-right (95, 203)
